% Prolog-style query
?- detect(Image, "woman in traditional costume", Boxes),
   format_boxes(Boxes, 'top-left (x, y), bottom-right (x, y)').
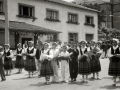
top-left (4, 44), bottom-right (13, 76)
top-left (78, 40), bottom-right (91, 83)
top-left (108, 38), bottom-right (120, 86)
top-left (40, 42), bottom-right (53, 85)
top-left (90, 40), bottom-right (102, 79)
top-left (15, 43), bottom-right (24, 73)
top-left (24, 41), bottom-right (36, 78)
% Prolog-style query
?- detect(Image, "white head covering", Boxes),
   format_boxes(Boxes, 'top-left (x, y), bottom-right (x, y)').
top-left (17, 43), bottom-right (21, 47)
top-left (80, 40), bottom-right (87, 44)
top-left (28, 41), bottom-right (34, 44)
top-left (0, 46), bottom-right (3, 49)
top-left (113, 38), bottom-right (119, 43)
top-left (52, 42), bottom-right (57, 46)
top-left (4, 44), bottom-right (10, 47)
top-left (91, 39), bottom-right (96, 43)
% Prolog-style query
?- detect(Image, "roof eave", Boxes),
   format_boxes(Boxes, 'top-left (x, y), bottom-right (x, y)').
top-left (42, 0), bottom-right (100, 13)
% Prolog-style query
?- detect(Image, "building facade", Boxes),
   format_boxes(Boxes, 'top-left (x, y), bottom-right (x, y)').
top-left (0, 0), bottom-right (98, 48)
top-left (99, 0), bottom-right (120, 29)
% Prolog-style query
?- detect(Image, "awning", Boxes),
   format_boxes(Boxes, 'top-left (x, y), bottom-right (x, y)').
top-left (0, 20), bottom-right (61, 34)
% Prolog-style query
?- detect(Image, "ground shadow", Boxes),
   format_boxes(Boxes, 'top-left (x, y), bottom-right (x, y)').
top-left (51, 82), bottom-right (64, 84)
top-left (68, 81), bottom-right (90, 86)
top-left (30, 82), bottom-right (48, 87)
top-left (100, 85), bottom-right (120, 89)
top-left (13, 77), bottom-right (37, 80)
top-left (87, 78), bottom-right (97, 81)
top-left (12, 72), bottom-right (23, 75)
top-left (102, 77), bottom-right (113, 79)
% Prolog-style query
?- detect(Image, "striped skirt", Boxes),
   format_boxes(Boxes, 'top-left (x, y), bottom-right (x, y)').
top-left (40, 59), bottom-right (54, 77)
top-left (4, 57), bottom-right (13, 70)
top-left (15, 56), bottom-right (24, 69)
top-left (90, 53), bottom-right (101, 73)
top-left (108, 56), bottom-right (120, 76)
top-left (25, 56), bottom-right (36, 72)
top-left (78, 55), bottom-right (91, 75)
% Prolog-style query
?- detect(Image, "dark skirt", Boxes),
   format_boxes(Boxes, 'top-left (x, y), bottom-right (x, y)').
top-left (78, 55), bottom-right (91, 75)
top-left (90, 53), bottom-right (101, 73)
top-left (108, 56), bottom-right (120, 76)
top-left (15, 56), bottom-right (24, 69)
top-left (25, 56), bottom-right (36, 72)
top-left (4, 57), bottom-right (13, 70)
top-left (40, 59), bottom-right (54, 77)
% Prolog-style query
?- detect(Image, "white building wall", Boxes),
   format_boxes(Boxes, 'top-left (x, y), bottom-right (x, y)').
top-left (0, 0), bottom-right (98, 46)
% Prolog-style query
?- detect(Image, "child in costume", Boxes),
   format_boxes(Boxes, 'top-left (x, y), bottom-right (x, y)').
top-left (4, 44), bottom-right (13, 76)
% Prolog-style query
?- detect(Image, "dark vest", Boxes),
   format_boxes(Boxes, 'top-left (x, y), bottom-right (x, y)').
top-left (111, 47), bottom-right (120, 62)
top-left (80, 48), bottom-right (87, 55)
top-left (36, 49), bottom-right (41, 60)
top-left (4, 50), bottom-right (11, 60)
top-left (27, 48), bottom-right (34, 54)
top-left (111, 47), bottom-right (120, 55)
top-left (4, 50), bottom-right (10, 56)
top-left (17, 49), bottom-right (22, 59)
top-left (17, 49), bottom-right (22, 54)
top-left (27, 48), bottom-right (34, 59)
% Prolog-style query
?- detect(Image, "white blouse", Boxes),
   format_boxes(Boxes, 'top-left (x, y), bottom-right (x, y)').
top-left (40, 49), bottom-right (53, 61)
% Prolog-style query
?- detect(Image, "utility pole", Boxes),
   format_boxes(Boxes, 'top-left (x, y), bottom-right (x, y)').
top-left (4, 0), bottom-right (9, 44)
top-left (111, 0), bottom-right (114, 28)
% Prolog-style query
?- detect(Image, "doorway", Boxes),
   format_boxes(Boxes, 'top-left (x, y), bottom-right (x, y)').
top-left (22, 38), bottom-right (32, 45)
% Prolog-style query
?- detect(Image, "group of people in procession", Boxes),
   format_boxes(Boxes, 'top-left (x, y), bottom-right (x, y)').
top-left (0, 38), bottom-right (120, 86)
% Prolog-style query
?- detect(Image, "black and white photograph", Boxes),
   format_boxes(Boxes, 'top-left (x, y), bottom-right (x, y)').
top-left (0, 0), bottom-right (120, 90)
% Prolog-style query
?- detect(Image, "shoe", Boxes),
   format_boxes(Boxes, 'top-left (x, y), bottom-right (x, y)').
top-left (46, 82), bottom-right (51, 85)
top-left (97, 78), bottom-right (101, 80)
top-left (65, 81), bottom-right (69, 83)
top-left (112, 84), bottom-right (116, 86)
top-left (1, 79), bottom-right (6, 81)
top-left (44, 82), bottom-right (47, 84)
top-left (81, 80), bottom-right (85, 83)
top-left (51, 81), bottom-right (56, 83)
top-left (74, 78), bottom-right (76, 81)
top-left (90, 77), bottom-right (95, 79)
top-left (55, 82), bottom-right (59, 84)
top-left (71, 79), bottom-right (74, 82)
top-left (85, 81), bottom-right (88, 83)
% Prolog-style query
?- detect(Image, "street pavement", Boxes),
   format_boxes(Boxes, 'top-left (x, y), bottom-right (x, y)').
top-left (0, 58), bottom-right (120, 90)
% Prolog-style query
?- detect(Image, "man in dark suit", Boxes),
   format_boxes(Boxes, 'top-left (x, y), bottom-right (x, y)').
top-left (68, 43), bottom-right (79, 82)
top-left (0, 46), bottom-right (6, 81)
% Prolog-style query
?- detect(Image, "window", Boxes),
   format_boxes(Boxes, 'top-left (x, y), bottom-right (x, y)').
top-left (46, 9), bottom-right (59, 22)
top-left (18, 4), bottom-right (34, 17)
top-left (67, 13), bottom-right (78, 24)
top-left (0, 1), bottom-right (3, 13)
top-left (68, 33), bottom-right (78, 43)
top-left (86, 34), bottom-right (94, 42)
top-left (85, 16), bottom-right (93, 24)
top-left (84, 16), bottom-right (95, 27)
